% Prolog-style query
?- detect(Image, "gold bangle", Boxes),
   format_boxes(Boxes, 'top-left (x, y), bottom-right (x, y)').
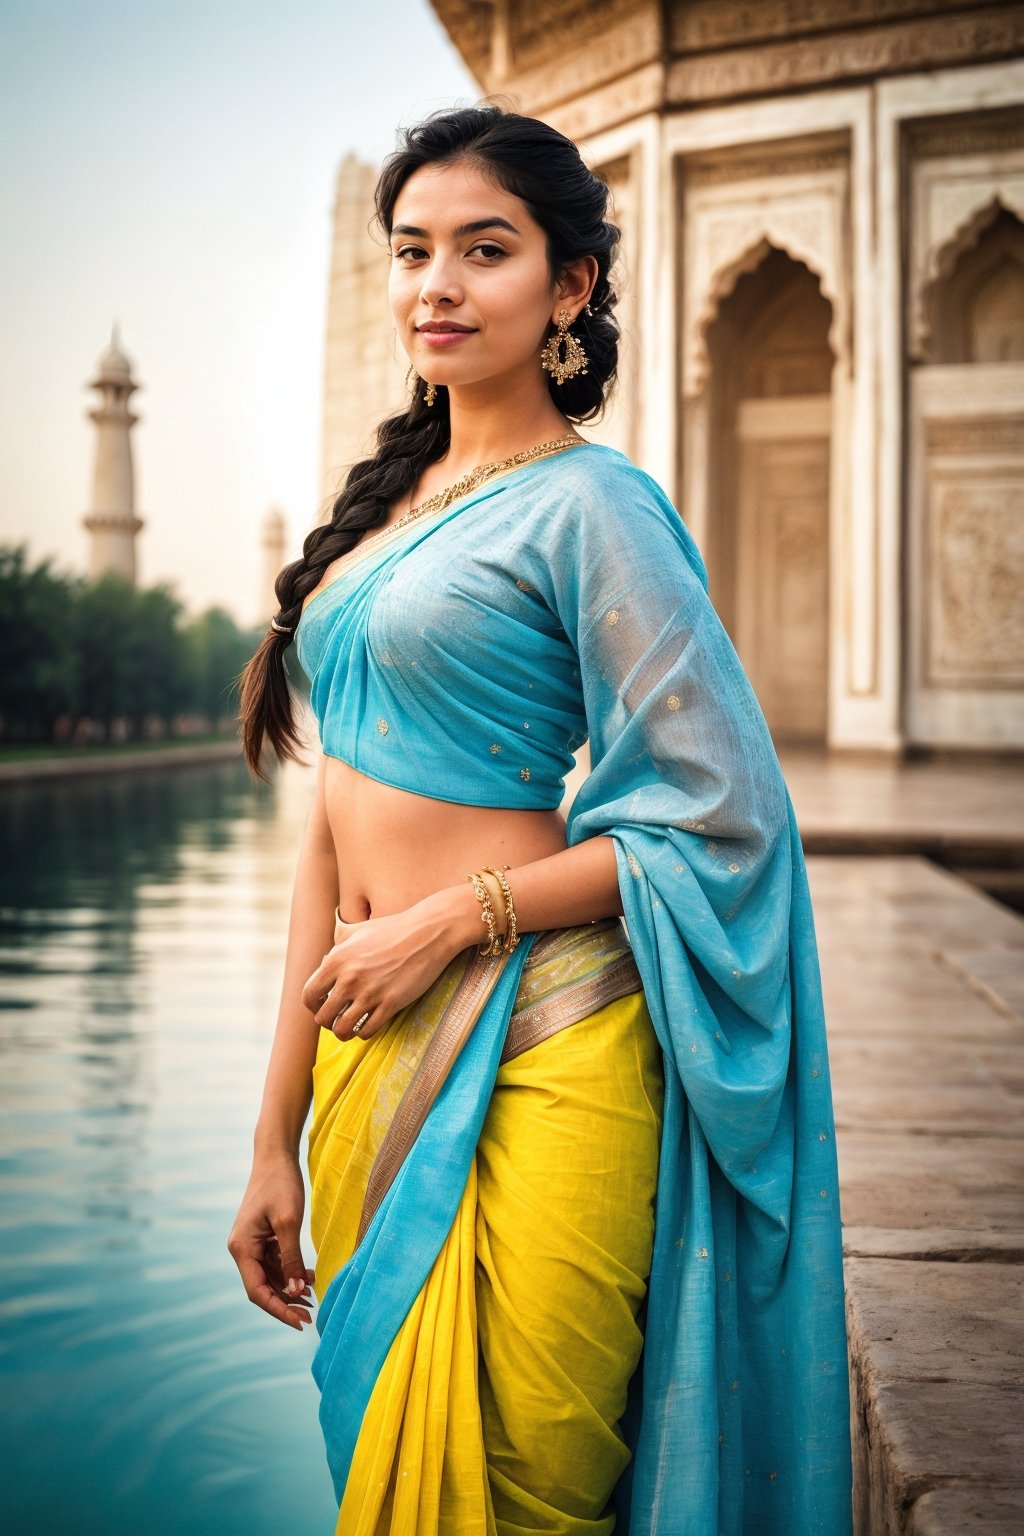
top-left (476, 868), bottom-right (507, 936)
top-left (467, 871), bottom-right (503, 956)
top-left (483, 864), bottom-right (519, 953)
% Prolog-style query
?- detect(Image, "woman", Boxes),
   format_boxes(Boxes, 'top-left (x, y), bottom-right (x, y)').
top-left (228, 104), bottom-right (854, 1535)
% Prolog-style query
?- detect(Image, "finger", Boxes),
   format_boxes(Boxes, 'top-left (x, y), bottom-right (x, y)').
top-left (278, 1231), bottom-right (311, 1297)
top-left (331, 1001), bottom-right (372, 1042)
top-left (321, 993), bottom-right (355, 1033)
top-left (300, 965), bottom-right (333, 1013)
top-left (234, 1252), bottom-right (312, 1330)
top-left (333, 999), bottom-right (389, 1043)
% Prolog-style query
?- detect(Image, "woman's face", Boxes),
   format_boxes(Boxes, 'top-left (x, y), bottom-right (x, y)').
top-left (387, 157), bottom-right (583, 395)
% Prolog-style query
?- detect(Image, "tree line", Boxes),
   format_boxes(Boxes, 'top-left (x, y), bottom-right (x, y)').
top-left (0, 543), bottom-right (304, 747)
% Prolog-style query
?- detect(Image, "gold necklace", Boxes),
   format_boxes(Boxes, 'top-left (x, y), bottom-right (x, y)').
top-left (389, 431), bottom-right (585, 536)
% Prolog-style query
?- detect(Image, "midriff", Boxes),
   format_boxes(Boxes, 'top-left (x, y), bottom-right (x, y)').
top-left (323, 755), bottom-right (569, 922)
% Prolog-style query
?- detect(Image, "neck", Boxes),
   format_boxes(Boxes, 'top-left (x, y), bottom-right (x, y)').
top-left (440, 362), bottom-right (578, 472)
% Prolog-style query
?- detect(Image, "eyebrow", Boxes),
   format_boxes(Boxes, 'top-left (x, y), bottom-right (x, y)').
top-left (390, 217), bottom-right (521, 240)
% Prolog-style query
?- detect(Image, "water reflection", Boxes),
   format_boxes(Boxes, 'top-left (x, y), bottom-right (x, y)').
top-left (0, 757), bottom-right (338, 1535)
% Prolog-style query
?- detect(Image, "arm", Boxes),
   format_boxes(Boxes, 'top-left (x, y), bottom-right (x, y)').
top-left (420, 832), bottom-right (624, 955)
top-left (300, 831), bottom-right (623, 1039)
top-left (228, 749), bottom-right (339, 1329)
top-left (252, 748), bottom-right (339, 1158)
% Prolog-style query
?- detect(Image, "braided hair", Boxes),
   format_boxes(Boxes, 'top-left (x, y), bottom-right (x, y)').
top-left (238, 101), bottom-right (622, 781)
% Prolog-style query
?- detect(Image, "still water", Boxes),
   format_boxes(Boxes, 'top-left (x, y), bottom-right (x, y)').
top-left (0, 756), bottom-right (339, 1536)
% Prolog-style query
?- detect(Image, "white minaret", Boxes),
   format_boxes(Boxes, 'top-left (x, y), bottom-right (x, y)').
top-left (260, 505), bottom-right (288, 623)
top-left (83, 324), bottom-right (145, 583)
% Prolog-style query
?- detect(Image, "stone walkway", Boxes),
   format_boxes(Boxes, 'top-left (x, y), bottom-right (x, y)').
top-left (780, 746), bottom-right (1024, 853)
top-left (808, 854), bottom-right (1024, 1535)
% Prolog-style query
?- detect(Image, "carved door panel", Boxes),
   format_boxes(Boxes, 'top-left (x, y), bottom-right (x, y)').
top-left (736, 429), bottom-right (830, 743)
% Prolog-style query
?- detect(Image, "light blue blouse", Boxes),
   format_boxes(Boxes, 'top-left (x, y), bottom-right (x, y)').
top-left (297, 444), bottom-right (641, 807)
top-left (300, 443), bottom-right (855, 1535)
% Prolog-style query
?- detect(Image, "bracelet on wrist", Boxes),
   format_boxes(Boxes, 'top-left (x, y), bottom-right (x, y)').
top-left (482, 864), bottom-right (519, 953)
top-left (466, 870), bottom-right (504, 956)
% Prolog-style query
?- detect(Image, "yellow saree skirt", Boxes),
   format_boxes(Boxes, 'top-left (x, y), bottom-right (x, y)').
top-left (307, 919), bottom-right (665, 1535)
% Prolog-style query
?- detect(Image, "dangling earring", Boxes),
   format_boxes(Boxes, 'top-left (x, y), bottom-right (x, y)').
top-left (405, 364), bottom-right (437, 408)
top-left (540, 307), bottom-right (589, 386)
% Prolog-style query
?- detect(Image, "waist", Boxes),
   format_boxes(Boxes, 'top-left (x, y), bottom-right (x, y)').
top-left (324, 754), bottom-right (570, 919)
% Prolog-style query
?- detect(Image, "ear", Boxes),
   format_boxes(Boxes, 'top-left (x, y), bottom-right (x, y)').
top-left (553, 255), bottom-right (600, 324)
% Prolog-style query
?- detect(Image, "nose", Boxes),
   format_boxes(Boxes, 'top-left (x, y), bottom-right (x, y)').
top-left (418, 250), bottom-right (463, 308)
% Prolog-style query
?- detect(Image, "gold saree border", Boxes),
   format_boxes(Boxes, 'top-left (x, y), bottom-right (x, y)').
top-left (500, 953), bottom-right (644, 1063)
top-left (355, 919), bottom-right (645, 1245)
top-left (355, 945), bottom-right (515, 1246)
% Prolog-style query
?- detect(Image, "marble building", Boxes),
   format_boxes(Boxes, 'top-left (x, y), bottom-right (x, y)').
top-left (321, 0), bottom-right (1024, 755)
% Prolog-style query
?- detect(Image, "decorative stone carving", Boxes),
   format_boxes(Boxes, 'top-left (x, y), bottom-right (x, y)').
top-left (667, 8), bottom-right (1024, 106)
top-left (669, 0), bottom-right (988, 53)
top-left (910, 165), bottom-right (1024, 361)
top-left (682, 161), bottom-right (851, 399)
top-left (924, 470), bottom-right (1024, 686)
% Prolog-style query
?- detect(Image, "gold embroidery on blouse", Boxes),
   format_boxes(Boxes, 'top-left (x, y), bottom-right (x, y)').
top-left (728, 862), bottom-right (740, 872)
top-left (520, 768), bottom-right (531, 781)
top-left (667, 694), bottom-right (680, 709)
top-left (606, 609), bottom-right (620, 625)
top-left (377, 718), bottom-right (389, 735)
top-left (490, 744), bottom-right (502, 754)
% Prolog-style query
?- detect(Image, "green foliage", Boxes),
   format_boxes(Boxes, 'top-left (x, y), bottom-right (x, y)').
top-left (0, 546), bottom-right (80, 736)
top-left (181, 606), bottom-right (265, 726)
top-left (0, 543), bottom-right (267, 745)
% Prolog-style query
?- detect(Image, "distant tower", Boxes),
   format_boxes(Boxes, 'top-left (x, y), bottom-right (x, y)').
top-left (260, 505), bottom-right (289, 623)
top-left (83, 324), bottom-right (145, 584)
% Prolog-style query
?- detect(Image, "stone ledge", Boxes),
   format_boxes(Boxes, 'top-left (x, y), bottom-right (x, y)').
top-left (906, 1486), bottom-right (1024, 1536)
top-left (807, 857), bottom-right (1024, 1535)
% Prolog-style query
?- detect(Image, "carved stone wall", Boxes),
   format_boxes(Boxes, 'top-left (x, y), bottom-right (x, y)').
top-left (430, 0), bottom-right (1024, 135)
top-left (907, 108), bottom-right (1024, 363)
top-left (678, 135), bottom-right (851, 401)
top-left (906, 115), bottom-right (1024, 745)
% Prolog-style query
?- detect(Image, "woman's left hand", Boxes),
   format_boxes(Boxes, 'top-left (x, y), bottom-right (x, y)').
top-left (299, 893), bottom-right (470, 1042)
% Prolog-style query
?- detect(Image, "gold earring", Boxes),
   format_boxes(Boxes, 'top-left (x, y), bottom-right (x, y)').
top-left (540, 307), bottom-right (589, 386)
top-left (406, 365), bottom-right (437, 407)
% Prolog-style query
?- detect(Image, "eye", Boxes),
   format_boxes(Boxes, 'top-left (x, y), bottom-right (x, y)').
top-left (471, 243), bottom-right (507, 261)
top-left (393, 245), bottom-right (427, 262)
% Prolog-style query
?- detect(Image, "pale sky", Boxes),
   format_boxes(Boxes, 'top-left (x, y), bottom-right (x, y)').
top-left (0, 0), bottom-right (477, 626)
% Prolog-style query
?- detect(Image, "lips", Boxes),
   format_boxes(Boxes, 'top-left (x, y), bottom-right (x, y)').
top-left (417, 322), bottom-right (476, 333)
